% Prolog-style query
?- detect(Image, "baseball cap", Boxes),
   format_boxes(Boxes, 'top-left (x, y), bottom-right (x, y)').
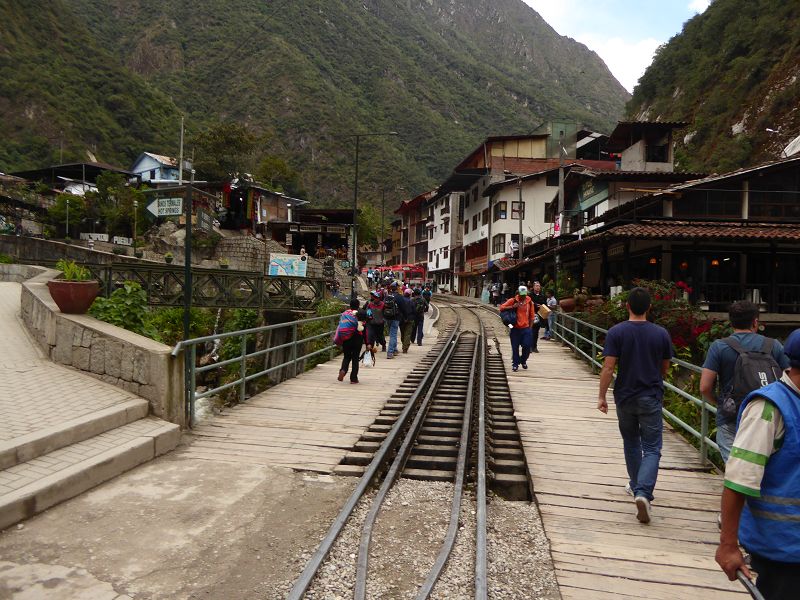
top-left (783, 329), bottom-right (800, 368)
top-left (518, 285), bottom-right (528, 296)
top-left (370, 290), bottom-right (380, 297)
top-left (404, 288), bottom-right (412, 296)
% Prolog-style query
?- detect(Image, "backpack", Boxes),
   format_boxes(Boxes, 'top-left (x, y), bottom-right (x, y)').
top-left (413, 296), bottom-right (426, 316)
top-left (383, 294), bottom-right (399, 320)
top-left (500, 307), bottom-right (517, 327)
top-left (718, 337), bottom-right (782, 420)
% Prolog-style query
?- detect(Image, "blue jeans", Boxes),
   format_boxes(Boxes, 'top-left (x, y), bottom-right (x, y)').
top-left (545, 312), bottom-right (556, 337)
top-left (414, 317), bottom-right (424, 344)
top-left (387, 319), bottom-right (400, 355)
top-left (716, 420), bottom-right (736, 464)
top-left (509, 327), bottom-right (532, 368)
top-left (616, 396), bottom-right (663, 501)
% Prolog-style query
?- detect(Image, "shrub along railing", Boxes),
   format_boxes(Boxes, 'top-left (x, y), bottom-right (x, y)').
top-left (172, 313), bottom-right (341, 426)
top-left (552, 312), bottom-right (719, 466)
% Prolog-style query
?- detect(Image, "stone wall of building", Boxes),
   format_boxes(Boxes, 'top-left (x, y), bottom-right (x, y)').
top-left (18, 267), bottom-right (185, 427)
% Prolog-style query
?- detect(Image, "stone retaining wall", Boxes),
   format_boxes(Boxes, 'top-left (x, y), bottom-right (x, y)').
top-left (18, 267), bottom-right (185, 427)
top-left (0, 235), bottom-right (152, 266)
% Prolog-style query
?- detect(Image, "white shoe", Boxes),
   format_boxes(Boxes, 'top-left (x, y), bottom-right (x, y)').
top-left (625, 483), bottom-right (633, 497)
top-left (635, 496), bottom-right (651, 524)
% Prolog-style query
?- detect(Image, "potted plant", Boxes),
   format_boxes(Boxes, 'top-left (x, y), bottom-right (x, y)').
top-left (47, 259), bottom-right (100, 314)
top-left (219, 258), bottom-right (230, 269)
top-left (164, 251), bottom-right (174, 264)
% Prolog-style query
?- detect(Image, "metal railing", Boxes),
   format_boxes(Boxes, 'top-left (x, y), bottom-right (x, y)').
top-left (31, 259), bottom-right (325, 311)
top-left (172, 313), bottom-right (342, 426)
top-left (552, 312), bottom-right (719, 466)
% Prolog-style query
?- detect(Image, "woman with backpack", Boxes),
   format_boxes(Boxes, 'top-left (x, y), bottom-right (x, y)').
top-left (334, 299), bottom-right (366, 384)
top-left (366, 290), bottom-right (386, 352)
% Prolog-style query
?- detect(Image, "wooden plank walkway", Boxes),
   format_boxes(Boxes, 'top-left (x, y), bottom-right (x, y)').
top-left (501, 333), bottom-right (747, 599)
top-left (180, 327), bottom-right (439, 473)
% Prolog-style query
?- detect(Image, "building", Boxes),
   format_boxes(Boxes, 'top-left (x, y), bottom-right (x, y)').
top-left (426, 191), bottom-right (462, 292)
top-left (12, 161), bottom-right (136, 195)
top-left (395, 190), bottom-right (437, 268)
top-left (388, 219), bottom-right (402, 266)
top-left (130, 152), bottom-right (193, 186)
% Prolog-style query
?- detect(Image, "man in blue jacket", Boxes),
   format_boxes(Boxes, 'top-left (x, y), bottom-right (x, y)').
top-left (716, 328), bottom-right (800, 599)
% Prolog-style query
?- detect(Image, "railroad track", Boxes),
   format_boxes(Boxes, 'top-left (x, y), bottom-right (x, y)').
top-left (287, 302), bottom-right (533, 598)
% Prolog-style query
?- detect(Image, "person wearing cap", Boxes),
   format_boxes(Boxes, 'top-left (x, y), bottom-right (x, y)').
top-left (716, 328), bottom-right (800, 598)
top-left (400, 287), bottom-right (415, 353)
top-left (529, 281), bottom-right (547, 353)
top-left (499, 285), bottom-right (535, 372)
top-left (366, 290), bottom-right (386, 352)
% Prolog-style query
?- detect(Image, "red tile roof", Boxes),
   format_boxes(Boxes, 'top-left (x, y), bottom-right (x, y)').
top-left (608, 220), bottom-right (800, 241)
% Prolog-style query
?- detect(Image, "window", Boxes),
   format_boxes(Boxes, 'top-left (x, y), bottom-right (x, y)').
top-left (472, 214), bottom-right (479, 230)
top-left (443, 248), bottom-right (449, 259)
top-left (492, 233), bottom-right (506, 255)
top-left (511, 201), bottom-right (525, 220)
top-left (429, 251), bottom-right (433, 262)
top-left (428, 227), bottom-right (434, 240)
top-left (465, 194), bottom-right (470, 209)
top-left (464, 220), bottom-right (469, 234)
top-left (150, 169), bottom-right (156, 179)
top-left (493, 201), bottom-right (507, 221)
top-left (443, 220), bottom-right (449, 234)
top-left (482, 208), bottom-right (489, 225)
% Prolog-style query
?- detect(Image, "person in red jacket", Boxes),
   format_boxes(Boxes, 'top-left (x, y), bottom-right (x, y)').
top-left (499, 285), bottom-right (535, 372)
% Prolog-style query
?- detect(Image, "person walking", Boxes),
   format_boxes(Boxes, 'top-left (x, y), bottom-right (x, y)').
top-left (716, 328), bottom-right (800, 599)
top-left (366, 269), bottom-right (374, 289)
top-left (335, 299), bottom-right (366, 384)
top-left (529, 281), bottom-right (546, 353)
top-left (384, 282), bottom-right (402, 359)
top-left (501, 281), bottom-right (509, 302)
top-left (597, 287), bottom-right (673, 524)
top-left (499, 285), bottom-right (535, 372)
top-left (400, 287), bottom-right (415, 353)
top-left (543, 289), bottom-right (558, 340)
top-left (412, 288), bottom-right (427, 346)
top-left (422, 283), bottom-right (433, 305)
top-left (490, 282), bottom-right (500, 306)
top-left (366, 290), bottom-right (387, 352)
top-left (700, 300), bottom-right (788, 463)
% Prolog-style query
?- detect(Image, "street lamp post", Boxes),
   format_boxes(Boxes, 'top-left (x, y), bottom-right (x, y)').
top-left (133, 199), bottom-right (139, 254)
top-left (65, 197), bottom-right (70, 238)
top-left (350, 131), bottom-right (398, 300)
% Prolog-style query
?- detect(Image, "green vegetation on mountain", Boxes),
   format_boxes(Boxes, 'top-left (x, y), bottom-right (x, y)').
top-left (0, 1), bottom-right (180, 170)
top-left (628, 0), bottom-right (800, 173)
top-left (2, 0), bottom-right (628, 208)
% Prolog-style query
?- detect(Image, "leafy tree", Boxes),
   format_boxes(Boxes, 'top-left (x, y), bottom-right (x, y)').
top-left (190, 122), bottom-right (261, 182)
top-left (84, 172), bottom-right (146, 237)
top-left (255, 155), bottom-right (301, 194)
top-left (48, 193), bottom-right (86, 237)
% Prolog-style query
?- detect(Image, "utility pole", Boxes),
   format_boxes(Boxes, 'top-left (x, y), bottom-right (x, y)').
top-left (351, 135), bottom-right (360, 301)
top-left (555, 131), bottom-right (565, 291)
top-left (518, 177), bottom-right (524, 262)
top-left (178, 116), bottom-right (185, 185)
top-left (381, 188), bottom-right (385, 267)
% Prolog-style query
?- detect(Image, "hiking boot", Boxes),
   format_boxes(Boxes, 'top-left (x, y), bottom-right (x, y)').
top-left (521, 363), bottom-right (528, 370)
top-left (338, 370), bottom-right (345, 381)
top-left (532, 347), bottom-right (539, 353)
top-left (625, 483), bottom-right (633, 497)
top-left (350, 379), bottom-right (359, 384)
top-left (386, 354), bottom-right (394, 359)
top-left (635, 496), bottom-right (651, 524)
top-left (512, 365), bottom-right (519, 372)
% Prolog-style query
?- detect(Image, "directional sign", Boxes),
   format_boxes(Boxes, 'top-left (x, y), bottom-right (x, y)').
top-left (146, 197), bottom-right (183, 217)
top-left (197, 208), bottom-right (214, 233)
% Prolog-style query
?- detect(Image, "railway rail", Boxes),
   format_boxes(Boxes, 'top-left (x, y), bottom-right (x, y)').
top-left (288, 303), bottom-right (515, 599)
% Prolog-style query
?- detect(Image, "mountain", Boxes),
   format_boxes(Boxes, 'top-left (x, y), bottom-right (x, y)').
top-left (2, 0), bottom-right (628, 206)
top-left (627, 0), bottom-right (800, 174)
top-left (0, 1), bottom-right (180, 171)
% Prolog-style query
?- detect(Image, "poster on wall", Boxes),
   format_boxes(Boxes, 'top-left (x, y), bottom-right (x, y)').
top-left (268, 253), bottom-right (308, 277)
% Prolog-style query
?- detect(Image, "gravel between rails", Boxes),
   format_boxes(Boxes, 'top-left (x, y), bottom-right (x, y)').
top-left (292, 478), bottom-right (560, 599)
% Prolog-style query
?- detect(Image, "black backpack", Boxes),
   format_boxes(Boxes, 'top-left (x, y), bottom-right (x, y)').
top-left (414, 296), bottom-right (426, 316)
top-left (500, 307), bottom-right (517, 327)
top-left (719, 337), bottom-right (782, 419)
top-left (383, 294), bottom-right (399, 320)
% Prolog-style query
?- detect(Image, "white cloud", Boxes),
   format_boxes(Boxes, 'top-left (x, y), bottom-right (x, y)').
top-left (574, 33), bottom-right (661, 93)
top-left (688, 0), bottom-right (711, 13)
top-left (522, 0), bottom-right (579, 35)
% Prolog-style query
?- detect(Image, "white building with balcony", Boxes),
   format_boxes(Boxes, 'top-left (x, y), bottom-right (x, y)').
top-left (426, 191), bottom-right (462, 292)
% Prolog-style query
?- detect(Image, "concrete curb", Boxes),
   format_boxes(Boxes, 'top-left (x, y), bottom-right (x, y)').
top-left (0, 421), bottom-right (180, 531)
top-left (0, 399), bottom-right (149, 470)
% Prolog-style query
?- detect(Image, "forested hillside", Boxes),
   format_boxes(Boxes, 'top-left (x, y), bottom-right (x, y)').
top-left (628, 0), bottom-right (800, 173)
top-left (2, 0), bottom-right (629, 207)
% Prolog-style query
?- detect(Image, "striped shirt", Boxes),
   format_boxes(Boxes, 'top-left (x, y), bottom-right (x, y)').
top-left (723, 372), bottom-right (795, 497)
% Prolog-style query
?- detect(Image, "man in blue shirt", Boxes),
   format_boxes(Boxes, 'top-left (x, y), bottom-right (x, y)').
top-left (598, 287), bottom-right (674, 524)
top-left (700, 300), bottom-right (789, 463)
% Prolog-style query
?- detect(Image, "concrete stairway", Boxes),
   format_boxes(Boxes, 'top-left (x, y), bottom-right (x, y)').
top-left (0, 398), bottom-right (179, 530)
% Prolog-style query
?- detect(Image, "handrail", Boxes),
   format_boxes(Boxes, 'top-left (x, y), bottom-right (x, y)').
top-left (553, 311), bottom-right (718, 465)
top-left (172, 311), bottom-right (343, 426)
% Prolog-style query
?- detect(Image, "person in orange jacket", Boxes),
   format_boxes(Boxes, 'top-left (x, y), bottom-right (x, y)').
top-left (499, 285), bottom-right (535, 372)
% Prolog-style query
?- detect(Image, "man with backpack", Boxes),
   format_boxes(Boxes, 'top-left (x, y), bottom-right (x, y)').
top-left (422, 284), bottom-right (433, 305)
top-left (384, 282), bottom-right (402, 359)
top-left (334, 298), bottom-right (366, 384)
top-left (412, 288), bottom-right (427, 346)
top-left (700, 300), bottom-right (789, 462)
top-left (499, 285), bottom-right (535, 372)
top-left (365, 290), bottom-right (386, 352)
top-left (399, 287), bottom-right (415, 353)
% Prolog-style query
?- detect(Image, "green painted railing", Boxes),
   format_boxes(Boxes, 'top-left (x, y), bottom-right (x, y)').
top-left (172, 313), bottom-right (341, 426)
top-left (552, 312), bottom-right (719, 466)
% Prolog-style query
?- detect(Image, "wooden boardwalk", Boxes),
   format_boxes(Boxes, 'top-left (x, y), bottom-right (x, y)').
top-left (180, 328), bottom-right (438, 473)
top-left (502, 334), bottom-right (747, 599)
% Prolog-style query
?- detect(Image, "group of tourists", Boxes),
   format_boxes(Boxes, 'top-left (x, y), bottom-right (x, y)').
top-left (595, 291), bottom-right (799, 598)
top-left (366, 268), bottom-right (403, 289)
top-left (332, 280), bottom-right (433, 383)
top-left (499, 282), bottom-right (559, 371)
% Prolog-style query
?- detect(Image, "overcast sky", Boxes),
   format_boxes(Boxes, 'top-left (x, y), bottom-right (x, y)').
top-left (522, 0), bottom-right (712, 93)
